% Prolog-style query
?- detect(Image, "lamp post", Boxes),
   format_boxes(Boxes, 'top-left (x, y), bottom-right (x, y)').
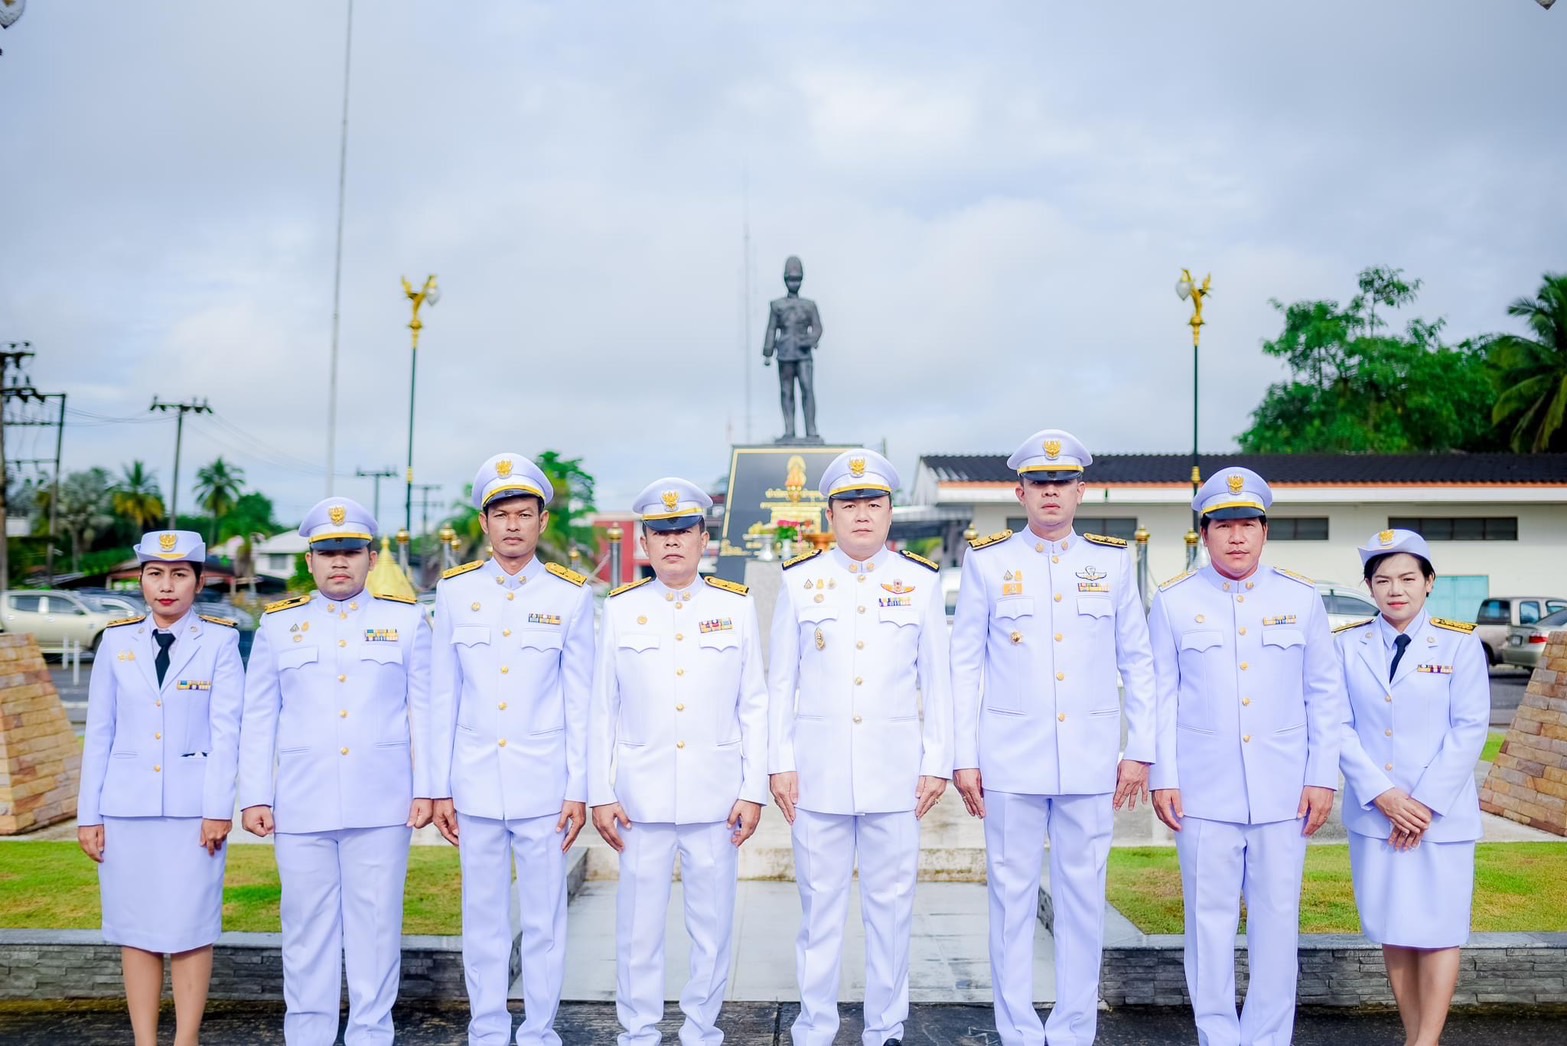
top-left (1175, 269), bottom-right (1211, 568)
top-left (438, 525), bottom-right (456, 572)
top-left (606, 524), bottom-right (624, 586)
top-left (401, 274), bottom-right (439, 537)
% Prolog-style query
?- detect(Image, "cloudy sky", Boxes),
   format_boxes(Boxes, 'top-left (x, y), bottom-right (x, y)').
top-left (2, 1), bottom-right (1562, 528)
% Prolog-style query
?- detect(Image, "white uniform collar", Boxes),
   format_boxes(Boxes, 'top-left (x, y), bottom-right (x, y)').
top-left (318, 587), bottom-right (368, 616)
top-left (650, 576), bottom-right (698, 604)
top-left (484, 555), bottom-right (538, 588)
top-left (1023, 528), bottom-right (1076, 555)
top-left (1199, 563), bottom-right (1261, 592)
top-left (1377, 608), bottom-right (1429, 650)
top-left (831, 545), bottom-right (892, 574)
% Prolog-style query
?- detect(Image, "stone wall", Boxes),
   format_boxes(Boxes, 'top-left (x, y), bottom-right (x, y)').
top-left (1481, 630), bottom-right (1567, 835)
top-left (0, 633), bottom-right (81, 834)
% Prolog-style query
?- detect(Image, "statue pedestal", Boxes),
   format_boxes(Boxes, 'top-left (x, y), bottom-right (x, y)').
top-left (715, 443), bottom-right (858, 583)
top-left (1480, 629), bottom-right (1567, 836)
top-left (0, 634), bottom-right (81, 834)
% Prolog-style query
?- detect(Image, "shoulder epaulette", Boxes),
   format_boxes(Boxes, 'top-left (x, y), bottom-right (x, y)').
top-left (106, 615), bottom-right (146, 629)
top-left (1431, 617), bottom-right (1477, 634)
top-left (374, 593), bottom-right (418, 605)
top-left (782, 548), bottom-right (822, 570)
top-left (705, 576), bottom-right (750, 596)
top-left (264, 594), bottom-right (312, 614)
top-left (899, 549), bottom-right (940, 572)
top-left (1084, 532), bottom-right (1128, 548)
top-left (1274, 566), bottom-right (1315, 587)
top-left (546, 562), bottom-right (588, 587)
top-left (609, 576), bottom-right (652, 598)
top-left (1332, 618), bottom-right (1375, 635)
top-left (1158, 570), bottom-right (1196, 591)
top-left (442, 559), bottom-right (484, 580)
top-left (968, 529), bottom-right (1012, 551)
top-left (198, 614), bottom-right (237, 628)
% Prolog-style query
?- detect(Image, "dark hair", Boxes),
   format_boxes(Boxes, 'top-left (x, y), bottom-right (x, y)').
top-left (485, 494), bottom-right (545, 516)
top-left (1363, 552), bottom-right (1435, 584)
top-left (140, 562), bottom-right (204, 583)
top-left (1199, 514), bottom-right (1268, 533)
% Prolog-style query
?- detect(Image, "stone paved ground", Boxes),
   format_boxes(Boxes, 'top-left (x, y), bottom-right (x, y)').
top-left (1, 1002), bottom-right (1563, 1045)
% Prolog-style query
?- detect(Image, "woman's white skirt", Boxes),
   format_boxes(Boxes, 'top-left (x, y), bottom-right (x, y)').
top-left (99, 816), bottom-right (226, 954)
top-left (1349, 831), bottom-right (1474, 949)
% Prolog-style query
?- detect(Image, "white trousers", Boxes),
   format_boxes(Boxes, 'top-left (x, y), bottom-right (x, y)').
top-left (984, 791), bottom-right (1113, 1046)
top-left (616, 820), bottom-right (739, 1046)
top-left (789, 808), bottom-right (919, 1046)
top-left (458, 811), bottom-right (569, 1046)
top-left (1175, 816), bottom-right (1307, 1046)
top-left (274, 825), bottom-right (412, 1046)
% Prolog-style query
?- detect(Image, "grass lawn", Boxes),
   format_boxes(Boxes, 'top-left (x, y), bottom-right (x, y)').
top-left (1482, 730), bottom-right (1506, 764)
top-left (1107, 842), bottom-right (1567, 935)
top-left (0, 843), bottom-right (463, 935)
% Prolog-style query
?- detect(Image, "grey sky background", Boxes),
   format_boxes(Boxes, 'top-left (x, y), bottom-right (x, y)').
top-left (2, 1), bottom-right (1562, 527)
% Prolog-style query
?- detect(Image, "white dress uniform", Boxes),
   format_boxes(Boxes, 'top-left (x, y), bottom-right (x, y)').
top-left (428, 454), bottom-right (595, 1046)
top-left (950, 426), bottom-right (1156, 1046)
top-left (78, 531), bottom-right (242, 955)
top-left (589, 478), bottom-right (769, 1046)
top-left (1336, 530), bottom-right (1490, 949)
top-left (238, 498), bottom-right (432, 1046)
top-left (1148, 469), bottom-right (1344, 1046)
top-left (768, 449), bottom-right (953, 1046)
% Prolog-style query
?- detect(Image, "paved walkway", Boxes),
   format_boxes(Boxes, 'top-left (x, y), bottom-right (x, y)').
top-left (2, 1002), bottom-right (1563, 1045)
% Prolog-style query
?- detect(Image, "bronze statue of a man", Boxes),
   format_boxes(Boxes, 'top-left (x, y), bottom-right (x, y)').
top-left (762, 256), bottom-right (823, 441)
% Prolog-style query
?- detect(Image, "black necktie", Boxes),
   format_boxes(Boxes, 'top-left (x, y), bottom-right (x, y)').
top-left (1388, 633), bottom-right (1411, 682)
top-left (154, 631), bottom-right (176, 687)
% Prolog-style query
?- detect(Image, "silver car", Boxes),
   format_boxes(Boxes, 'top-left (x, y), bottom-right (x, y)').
top-left (1476, 596), bottom-right (1567, 666)
top-left (1501, 607), bottom-right (1567, 671)
top-left (0, 589), bottom-right (124, 653)
top-left (1316, 582), bottom-right (1379, 631)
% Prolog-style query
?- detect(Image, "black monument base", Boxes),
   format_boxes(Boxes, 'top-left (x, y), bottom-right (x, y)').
top-left (715, 442), bottom-right (858, 582)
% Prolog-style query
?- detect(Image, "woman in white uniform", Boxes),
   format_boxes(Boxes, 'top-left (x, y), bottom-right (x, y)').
top-left (76, 530), bottom-right (244, 1046)
top-left (1335, 529), bottom-right (1489, 1046)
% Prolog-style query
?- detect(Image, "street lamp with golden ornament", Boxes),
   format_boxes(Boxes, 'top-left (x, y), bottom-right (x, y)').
top-left (1176, 269), bottom-right (1212, 537)
top-left (401, 274), bottom-right (439, 537)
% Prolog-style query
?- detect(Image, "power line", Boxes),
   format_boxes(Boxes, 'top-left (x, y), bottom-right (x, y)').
top-left (149, 397), bottom-right (212, 527)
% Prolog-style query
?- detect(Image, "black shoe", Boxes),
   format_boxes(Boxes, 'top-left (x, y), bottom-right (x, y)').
top-left (882, 1040), bottom-right (902, 1046)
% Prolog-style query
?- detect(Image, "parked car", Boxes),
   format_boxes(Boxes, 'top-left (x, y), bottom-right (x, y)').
top-left (1475, 596), bottom-right (1567, 665)
top-left (1316, 581), bottom-right (1379, 631)
top-left (74, 589), bottom-right (143, 619)
top-left (1501, 607), bottom-right (1567, 671)
top-left (0, 589), bottom-right (124, 653)
top-left (193, 594), bottom-right (259, 663)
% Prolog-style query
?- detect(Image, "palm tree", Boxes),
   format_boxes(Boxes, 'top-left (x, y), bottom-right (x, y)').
top-left (110, 461), bottom-right (165, 532)
top-left (49, 469), bottom-right (114, 572)
top-left (1491, 273), bottom-right (1567, 452)
top-left (193, 457), bottom-right (246, 544)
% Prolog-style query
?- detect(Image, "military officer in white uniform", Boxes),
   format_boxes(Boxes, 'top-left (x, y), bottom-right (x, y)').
top-left (239, 497), bottom-right (432, 1045)
top-left (769, 448), bottom-right (952, 1046)
top-left (429, 453), bottom-right (595, 1046)
top-left (950, 430), bottom-right (1156, 1046)
top-left (78, 530), bottom-right (243, 1046)
top-left (589, 477), bottom-right (769, 1046)
top-left (1149, 468), bottom-right (1344, 1046)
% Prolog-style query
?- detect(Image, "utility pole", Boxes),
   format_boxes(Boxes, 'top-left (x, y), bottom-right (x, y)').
top-left (150, 397), bottom-right (212, 528)
top-left (412, 482), bottom-right (442, 541)
top-left (0, 343), bottom-right (38, 589)
top-left (5, 392), bottom-right (66, 581)
top-left (355, 466), bottom-right (398, 524)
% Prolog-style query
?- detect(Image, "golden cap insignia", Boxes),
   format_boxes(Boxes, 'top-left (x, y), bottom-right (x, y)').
top-left (329, 505), bottom-right (347, 526)
top-left (661, 490), bottom-right (680, 511)
top-left (159, 533), bottom-right (178, 552)
top-left (1043, 439), bottom-right (1062, 460)
top-left (849, 457), bottom-right (867, 478)
top-left (496, 459), bottom-right (513, 478)
top-left (1227, 474), bottom-right (1245, 495)
top-left (1379, 530), bottom-right (1395, 546)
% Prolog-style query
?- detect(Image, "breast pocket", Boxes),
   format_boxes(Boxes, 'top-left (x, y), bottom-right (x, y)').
top-left (995, 596), bottom-right (1034, 621)
top-left (878, 604), bottom-right (920, 628)
top-left (799, 606), bottom-right (837, 652)
top-left (1262, 628), bottom-right (1305, 649)
top-left (277, 645), bottom-right (319, 672)
top-left (698, 631), bottom-right (740, 653)
top-left (453, 625), bottom-right (490, 648)
top-left (1262, 627), bottom-right (1306, 676)
top-left (619, 633), bottom-right (661, 653)
top-left (1076, 596), bottom-right (1112, 619)
top-left (518, 628), bottom-right (564, 654)
top-left (360, 642), bottom-right (404, 666)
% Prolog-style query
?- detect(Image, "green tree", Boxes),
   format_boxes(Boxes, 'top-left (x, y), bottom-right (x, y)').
top-left (110, 461), bottom-right (165, 531)
top-left (193, 457), bottom-right (246, 544)
top-left (223, 492), bottom-right (281, 579)
top-left (536, 450), bottom-right (598, 564)
top-left (42, 468), bottom-right (114, 572)
top-left (1489, 273), bottom-right (1567, 452)
top-left (1238, 266), bottom-right (1501, 453)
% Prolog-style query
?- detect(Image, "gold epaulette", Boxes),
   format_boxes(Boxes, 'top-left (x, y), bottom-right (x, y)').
top-left (1431, 617), bottom-right (1477, 634)
top-left (375, 593), bottom-right (418, 605)
top-left (546, 562), bottom-right (588, 587)
top-left (1158, 570), bottom-right (1196, 591)
top-left (705, 576), bottom-right (749, 596)
top-left (1332, 618), bottom-right (1374, 635)
top-left (609, 576), bottom-right (652, 598)
top-left (782, 548), bottom-right (822, 570)
top-left (442, 559), bottom-right (484, 580)
top-left (1084, 532), bottom-right (1128, 548)
top-left (106, 615), bottom-right (146, 629)
top-left (1274, 566), bottom-right (1315, 587)
top-left (264, 594), bottom-right (312, 614)
top-left (899, 549), bottom-right (940, 572)
top-left (967, 529), bottom-right (1012, 551)
top-left (198, 614), bottom-right (237, 628)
